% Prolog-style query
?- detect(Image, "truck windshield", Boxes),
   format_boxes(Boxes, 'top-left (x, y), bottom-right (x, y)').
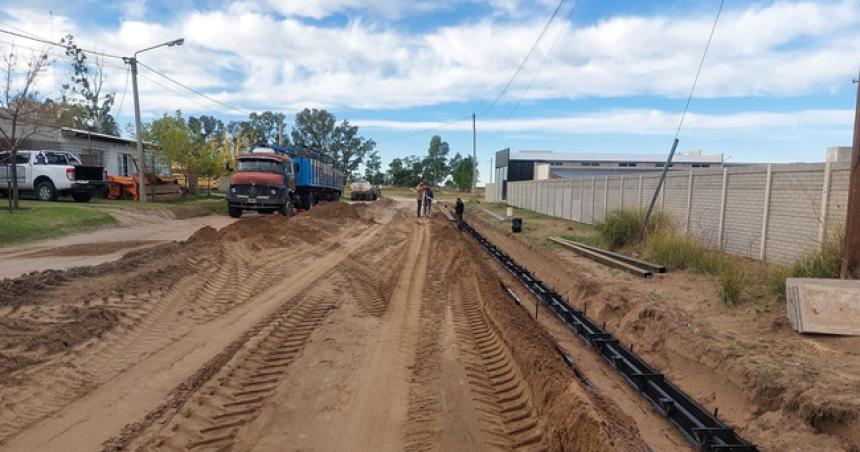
top-left (237, 159), bottom-right (282, 174)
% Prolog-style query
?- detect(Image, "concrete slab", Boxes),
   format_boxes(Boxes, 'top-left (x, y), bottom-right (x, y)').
top-left (786, 278), bottom-right (860, 336)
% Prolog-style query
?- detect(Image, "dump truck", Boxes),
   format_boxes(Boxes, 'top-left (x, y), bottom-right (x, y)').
top-left (226, 146), bottom-right (344, 218)
top-left (226, 149), bottom-right (296, 218)
top-left (349, 179), bottom-right (379, 201)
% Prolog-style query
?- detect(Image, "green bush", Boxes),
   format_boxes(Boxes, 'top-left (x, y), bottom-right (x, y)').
top-left (767, 232), bottom-right (843, 299)
top-left (718, 266), bottom-right (744, 305)
top-left (596, 209), bottom-right (672, 249)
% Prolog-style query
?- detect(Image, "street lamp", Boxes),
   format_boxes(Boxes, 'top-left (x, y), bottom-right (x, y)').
top-left (123, 38), bottom-right (184, 202)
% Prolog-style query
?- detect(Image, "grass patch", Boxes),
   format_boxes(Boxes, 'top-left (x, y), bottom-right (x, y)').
top-left (0, 203), bottom-right (117, 246)
top-left (561, 233), bottom-right (603, 248)
top-left (595, 209), bottom-right (672, 250)
top-left (767, 232), bottom-right (842, 299)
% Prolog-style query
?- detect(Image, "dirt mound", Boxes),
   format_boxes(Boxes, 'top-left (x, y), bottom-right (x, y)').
top-left (307, 201), bottom-right (362, 221)
top-left (19, 241), bottom-right (160, 258)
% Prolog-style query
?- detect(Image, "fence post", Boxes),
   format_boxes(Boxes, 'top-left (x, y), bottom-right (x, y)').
top-left (818, 162), bottom-right (833, 247)
top-left (590, 177), bottom-right (596, 224)
top-left (717, 168), bottom-right (729, 250)
top-left (620, 175), bottom-right (625, 208)
top-left (603, 176), bottom-right (609, 219)
top-left (579, 178), bottom-right (585, 222)
top-left (759, 165), bottom-right (773, 260)
top-left (685, 168), bottom-right (694, 235)
top-left (638, 174), bottom-right (644, 209)
top-left (567, 179), bottom-right (575, 221)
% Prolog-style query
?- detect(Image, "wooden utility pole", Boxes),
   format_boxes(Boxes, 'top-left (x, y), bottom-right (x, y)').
top-left (841, 71), bottom-right (860, 279)
top-left (472, 113), bottom-right (477, 197)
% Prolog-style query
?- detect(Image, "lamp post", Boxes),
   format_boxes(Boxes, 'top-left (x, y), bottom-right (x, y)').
top-left (124, 38), bottom-right (184, 202)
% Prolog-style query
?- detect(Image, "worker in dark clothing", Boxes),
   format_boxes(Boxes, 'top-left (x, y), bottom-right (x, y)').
top-left (454, 197), bottom-right (465, 229)
top-left (424, 186), bottom-right (434, 216)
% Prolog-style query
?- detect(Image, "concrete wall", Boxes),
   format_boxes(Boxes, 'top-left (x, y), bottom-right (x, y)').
top-left (501, 162), bottom-right (849, 265)
top-left (485, 183), bottom-right (498, 203)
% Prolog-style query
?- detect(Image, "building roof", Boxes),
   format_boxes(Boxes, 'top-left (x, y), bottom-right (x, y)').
top-left (511, 149), bottom-right (723, 164)
top-left (60, 127), bottom-right (143, 145)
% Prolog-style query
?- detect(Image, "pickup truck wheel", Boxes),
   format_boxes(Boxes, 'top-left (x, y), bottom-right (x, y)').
top-left (72, 192), bottom-right (92, 203)
top-left (36, 180), bottom-right (57, 201)
top-left (228, 206), bottom-right (243, 218)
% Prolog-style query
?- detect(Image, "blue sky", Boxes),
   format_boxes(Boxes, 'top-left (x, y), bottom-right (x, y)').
top-left (1, 0), bottom-right (858, 182)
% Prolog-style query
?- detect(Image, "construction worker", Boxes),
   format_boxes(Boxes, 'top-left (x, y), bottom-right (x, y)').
top-left (424, 185), bottom-right (434, 217)
top-left (455, 197), bottom-right (465, 229)
top-left (416, 181), bottom-right (426, 217)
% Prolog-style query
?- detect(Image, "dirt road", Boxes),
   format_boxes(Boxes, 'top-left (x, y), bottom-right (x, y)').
top-left (0, 200), bottom-right (679, 451)
top-left (0, 213), bottom-right (236, 279)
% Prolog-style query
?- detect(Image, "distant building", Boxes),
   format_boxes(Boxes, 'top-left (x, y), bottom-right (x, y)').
top-left (493, 148), bottom-right (723, 201)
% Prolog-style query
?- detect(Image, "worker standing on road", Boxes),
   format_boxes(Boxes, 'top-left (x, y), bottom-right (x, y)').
top-left (455, 197), bottom-right (465, 229)
top-left (416, 181), bottom-right (426, 217)
top-left (424, 185), bottom-right (434, 217)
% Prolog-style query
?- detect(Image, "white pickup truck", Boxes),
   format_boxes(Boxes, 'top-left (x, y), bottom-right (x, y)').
top-left (0, 150), bottom-right (108, 202)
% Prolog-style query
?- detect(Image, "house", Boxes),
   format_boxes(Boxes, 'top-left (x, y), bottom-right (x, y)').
top-left (0, 115), bottom-right (167, 176)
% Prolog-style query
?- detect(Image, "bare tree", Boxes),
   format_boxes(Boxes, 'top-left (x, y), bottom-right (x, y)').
top-left (0, 47), bottom-right (50, 211)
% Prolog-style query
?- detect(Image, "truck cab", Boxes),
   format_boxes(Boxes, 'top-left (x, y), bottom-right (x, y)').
top-left (226, 148), bottom-right (297, 218)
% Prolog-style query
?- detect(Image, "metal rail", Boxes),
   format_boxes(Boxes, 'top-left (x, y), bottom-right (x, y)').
top-left (463, 221), bottom-right (757, 451)
top-left (552, 237), bottom-right (667, 274)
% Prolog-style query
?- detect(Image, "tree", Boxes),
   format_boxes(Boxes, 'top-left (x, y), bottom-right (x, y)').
top-left (186, 115), bottom-right (225, 194)
top-left (248, 111), bottom-right (286, 145)
top-left (0, 47), bottom-right (50, 211)
top-left (291, 108), bottom-right (335, 151)
top-left (57, 35), bottom-right (119, 135)
top-left (422, 135), bottom-right (449, 186)
top-left (363, 150), bottom-right (383, 184)
top-left (332, 119), bottom-right (374, 181)
top-left (451, 154), bottom-right (478, 192)
top-left (387, 155), bottom-right (423, 187)
top-left (291, 108), bottom-right (375, 181)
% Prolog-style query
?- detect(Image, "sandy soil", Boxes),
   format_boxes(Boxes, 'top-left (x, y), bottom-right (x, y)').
top-left (0, 200), bottom-right (670, 451)
top-left (468, 207), bottom-right (860, 451)
top-left (0, 213), bottom-right (236, 279)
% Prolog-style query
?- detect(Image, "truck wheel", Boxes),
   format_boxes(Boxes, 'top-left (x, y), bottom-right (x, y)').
top-left (228, 205), bottom-right (243, 218)
top-left (305, 192), bottom-right (315, 210)
top-left (72, 192), bottom-right (92, 203)
top-left (36, 180), bottom-right (57, 201)
top-left (279, 200), bottom-right (292, 217)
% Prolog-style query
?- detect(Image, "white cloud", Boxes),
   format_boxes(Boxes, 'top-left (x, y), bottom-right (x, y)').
top-left (1, 1), bottom-right (858, 115)
top-left (355, 109), bottom-right (855, 135)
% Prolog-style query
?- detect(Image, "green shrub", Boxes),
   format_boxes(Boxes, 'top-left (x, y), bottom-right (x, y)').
top-left (718, 266), bottom-right (744, 305)
top-left (596, 209), bottom-right (672, 249)
top-left (767, 232), bottom-right (843, 299)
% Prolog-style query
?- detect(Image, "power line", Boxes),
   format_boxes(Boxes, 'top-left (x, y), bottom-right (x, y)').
top-left (493, 0), bottom-right (580, 133)
top-left (0, 27), bottom-right (125, 60)
top-left (116, 67), bottom-right (131, 113)
top-left (137, 62), bottom-right (250, 115)
top-left (137, 70), bottom-right (220, 112)
top-left (376, 0), bottom-right (571, 145)
top-left (478, 0), bottom-right (569, 118)
top-left (674, 0), bottom-right (725, 139)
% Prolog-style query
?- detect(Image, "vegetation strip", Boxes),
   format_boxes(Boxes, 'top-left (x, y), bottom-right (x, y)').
top-left (463, 221), bottom-right (758, 451)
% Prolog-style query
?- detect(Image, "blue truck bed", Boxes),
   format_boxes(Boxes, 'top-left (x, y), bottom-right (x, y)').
top-left (271, 145), bottom-right (344, 207)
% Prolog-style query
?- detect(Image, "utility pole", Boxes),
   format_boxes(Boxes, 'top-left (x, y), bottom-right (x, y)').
top-left (841, 71), bottom-right (860, 278)
top-left (472, 113), bottom-right (477, 197)
top-left (124, 38), bottom-right (184, 203)
top-left (129, 57), bottom-right (147, 203)
top-left (277, 120), bottom-right (284, 146)
top-left (489, 157), bottom-right (494, 183)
